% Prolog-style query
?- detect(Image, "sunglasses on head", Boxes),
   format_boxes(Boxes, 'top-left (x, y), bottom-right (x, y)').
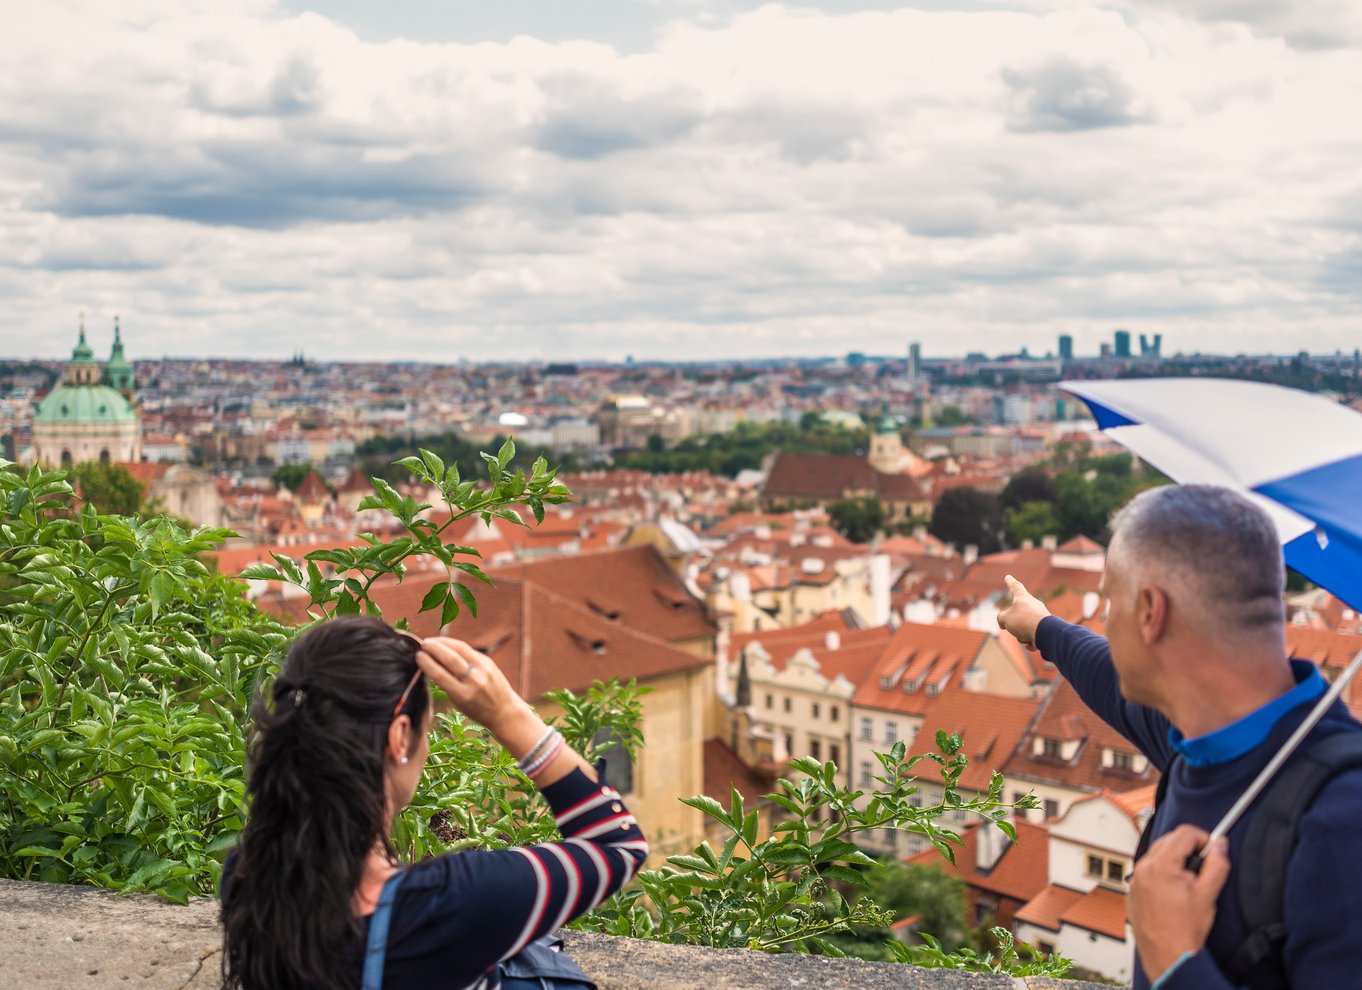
top-left (392, 631), bottom-right (424, 719)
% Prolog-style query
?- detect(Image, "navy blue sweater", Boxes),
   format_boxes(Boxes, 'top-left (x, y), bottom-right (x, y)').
top-left (223, 768), bottom-right (647, 989)
top-left (1035, 616), bottom-right (1362, 990)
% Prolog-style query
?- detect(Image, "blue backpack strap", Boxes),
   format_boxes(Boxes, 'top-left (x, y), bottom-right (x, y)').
top-left (361, 870), bottom-right (407, 990)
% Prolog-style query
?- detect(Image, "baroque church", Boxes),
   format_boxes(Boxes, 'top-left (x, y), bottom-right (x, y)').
top-left (32, 318), bottom-right (141, 467)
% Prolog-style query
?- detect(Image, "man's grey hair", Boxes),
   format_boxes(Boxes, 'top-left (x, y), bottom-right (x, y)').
top-left (1108, 485), bottom-right (1285, 635)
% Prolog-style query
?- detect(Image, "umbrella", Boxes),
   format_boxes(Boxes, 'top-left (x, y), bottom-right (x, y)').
top-left (1059, 377), bottom-right (1362, 864)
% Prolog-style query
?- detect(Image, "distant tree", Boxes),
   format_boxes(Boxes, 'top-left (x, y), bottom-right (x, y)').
top-left (646, 433), bottom-right (666, 453)
top-left (828, 496), bottom-right (886, 544)
top-left (799, 410), bottom-right (823, 432)
top-left (1088, 452), bottom-right (1133, 478)
top-left (929, 487), bottom-right (1003, 554)
top-left (999, 467), bottom-right (1055, 512)
top-left (1006, 501), bottom-right (1062, 547)
top-left (69, 461), bottom-right (145, 516)
top-left (865, 862), bottom-right (971, 948)
top-left (933, 405), bottom-right (975, 427)
top-left (270, 463), bottom-right (312, 492)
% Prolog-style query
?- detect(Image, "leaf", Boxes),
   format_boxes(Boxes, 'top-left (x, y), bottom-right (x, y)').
top-left (440, 593), bottom-right (461, 627)
top-left (419, 581), bottom-right (449, 614)
top-left (451, 581), bottom-right (478, 619)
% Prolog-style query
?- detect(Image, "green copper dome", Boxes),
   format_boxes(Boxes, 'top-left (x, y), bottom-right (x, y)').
top-left (34, 384), bottom-right (138, 425)
top-left (876, 400), bottom-right (897, 434)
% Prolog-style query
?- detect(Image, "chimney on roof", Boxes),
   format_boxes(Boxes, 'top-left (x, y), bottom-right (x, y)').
top-left (975, 820), bottom-right (1009, 873)
top-left (869, 553), bottom-right (892, 627)
top-left (1021, 539), bottom-right (1034, 550)
top-left (825, 630), bottom-right (841, 651)
top-left (800, 558), bottom-right (825, 575)
top-left (1041, 534), bottom-right (1058, 551)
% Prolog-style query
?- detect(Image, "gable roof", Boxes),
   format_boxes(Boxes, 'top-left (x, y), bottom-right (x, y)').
top-left (851, 622), bottom-right (990, 717)
top-left (907, 818), bottom-right (1049, 903)
top-left (906, 690), bottom-right (1043, 793)
top-left (492, 544), bottom-right (717, 644)
top-left (763, 452), bottom-right (929, 504)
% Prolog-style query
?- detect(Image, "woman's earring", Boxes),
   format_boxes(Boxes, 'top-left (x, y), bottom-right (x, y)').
top-left (401, 756), bottom-right (409, 765)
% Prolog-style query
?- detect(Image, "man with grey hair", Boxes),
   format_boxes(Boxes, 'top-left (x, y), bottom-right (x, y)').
top-left (999, 484), bottom-right (1362, 990)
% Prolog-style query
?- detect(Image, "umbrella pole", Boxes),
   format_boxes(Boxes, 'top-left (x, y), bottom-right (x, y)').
top-left (1187, 647), bottom-right (1362, 872)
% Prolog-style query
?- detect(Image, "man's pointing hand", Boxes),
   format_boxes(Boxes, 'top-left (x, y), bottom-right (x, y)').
top-left (997, 574), bottom-right (1050, 653)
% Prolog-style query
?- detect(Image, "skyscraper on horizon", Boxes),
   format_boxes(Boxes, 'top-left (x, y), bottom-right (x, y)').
top-left (1114, 330), bottom-right (1132, 358)
top-left (908, 342), bottom-right (922, 383)
top-left (1058, 334), bottom-right (1074, 361)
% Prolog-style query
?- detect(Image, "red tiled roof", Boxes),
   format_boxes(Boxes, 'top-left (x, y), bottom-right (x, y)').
top-left (1056, 535), bottom-right (1104, 555)
top-left (294, 470), bottom-right (330, 502)
top-left (703, 738), bottom-right (775, 807)
top-left (259, 569), bottom-right (711, 699)
top-left (1060, 885), bottom-right (1127, 939)
top-left (492, 545), bottom-right (718, 644)
top-left (852, 622), bottom-right (990, 717)
top-left (1285, 627), bottom-right (1362, 670)
top-left (1015, 884), bottom-right (1085, 932)
top-left (1004, 680), bottom-right (1157, 793)
top-left (763, 453), bottom-right (929, 504)
top-left (907, 818), bottom-right (1049, 903)
top-left (907, 690), bottom-right (1043, 792)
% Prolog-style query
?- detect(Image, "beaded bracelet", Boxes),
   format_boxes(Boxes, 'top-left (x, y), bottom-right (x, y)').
top-left (521, 731), bottom-right (564, 778)
top-left (517, 726), bottom-right (557, 772)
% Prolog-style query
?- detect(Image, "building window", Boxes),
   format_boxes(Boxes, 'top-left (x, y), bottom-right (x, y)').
top-left (810, 739), bottom-right (822, 760)
top-left (859, 761), bottom-right (873, 786)
top-left (1044, 799), bottom-right (1060, 820)
top-left (1087, 855), bottom-right (1104, 878)
top-left (1107, 859), bottom-right (1126, 882)
top-left (1038, 941), bottom-right (1056, 956)
top-left (829, 743), bottom-right (840, 766)
top-left (1042, 738), bottom-right (1062, 759)
top-left (885, 721), bottom-right (898, 744)
top-left (783, 697), bottom-right (792, 714)
top-left (784, 732), bottom-right (794, 756)
top-left (859, 717), bottom-right (873, 741)
top-left (830, 705), bottom-right (839, 722)
top-left (765, 693), bottom-right (773, 709)
top-left (592, 728), bottom-right (635, 796)
top-left (1012, 791), bottom-right (1028, 821)
top-left (811, 701), bottom-right (821, 719)
top-left (1111, 750), bottom-right (1135, 772)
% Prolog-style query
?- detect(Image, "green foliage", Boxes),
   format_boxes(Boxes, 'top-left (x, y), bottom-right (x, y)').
top-left (240, 439), bottom-right (573, 623)
top-left (269, 463), bottom-right (314, 492)
top-left (357, 432), bottom-right (588, 486)
top-left (891, 927), bottom-right (1070, 978)
top-left (929, 487), bottom-right (1003, 554)
top-left (613, 419), bottom-right (869, 478)
top-left (827, 497), bottom-right (885, 544)
top-left (67, 461), bottom-right (147, 516)
top-left (0, 460), bottom-right (290, 902)
top-left (1005, 501), bottom-right (1062, 547)
top-left (578, 733), bottom-right (1062, 976)
top-left (863, 861), bottom-right (970, 948)
top-left (999, 467), bottom-right (1055, 513)
top-left (931, 405), bottom-right (976, 427)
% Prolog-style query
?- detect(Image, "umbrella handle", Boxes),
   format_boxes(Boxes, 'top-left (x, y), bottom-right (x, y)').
top-left (1184, 849), bottom-right (1205, 874)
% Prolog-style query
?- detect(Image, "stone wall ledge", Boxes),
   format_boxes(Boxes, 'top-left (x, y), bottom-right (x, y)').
top-left (0, 878), bottom-right (1113, 990)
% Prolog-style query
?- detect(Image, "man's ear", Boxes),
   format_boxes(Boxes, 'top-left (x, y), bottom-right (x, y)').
top-left (386, 714), bottom-right (411, 764)
top-left (1139, 585), bottom-right (1169, 645)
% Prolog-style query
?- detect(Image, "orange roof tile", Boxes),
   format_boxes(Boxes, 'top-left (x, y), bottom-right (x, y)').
top-left (703, 738), bottom-right (775, 807)
top-left (907, 818), bottom-right (1050, 903)
top-left (851, 622), bottom-right (990, 717)
top-left (906, 690), bottom-right (1043, 792)
top-left (1015, 884), bottom-right (1085, 932)
top-left (1060, 885), bottom-right (1127, 939)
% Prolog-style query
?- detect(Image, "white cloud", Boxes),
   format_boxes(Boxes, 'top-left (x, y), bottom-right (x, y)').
top-left (1, 0), bottom-right (1360, 361)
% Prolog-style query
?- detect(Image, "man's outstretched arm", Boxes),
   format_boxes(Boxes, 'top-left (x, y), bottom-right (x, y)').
top-left (998, 575), bottom-right (1174, 767)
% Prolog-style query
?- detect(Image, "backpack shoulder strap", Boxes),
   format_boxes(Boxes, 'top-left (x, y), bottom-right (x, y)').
top-left (1134, 754), bottom-right (1176, 862)
top-left (1227, 731), bottom-right (1362, 990)
top-left (362, 870), bottom-right (408, 990)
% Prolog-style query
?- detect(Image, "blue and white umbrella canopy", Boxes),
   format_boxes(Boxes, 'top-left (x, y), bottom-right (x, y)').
top-left (1061, 378), bottom-right (1362, 612)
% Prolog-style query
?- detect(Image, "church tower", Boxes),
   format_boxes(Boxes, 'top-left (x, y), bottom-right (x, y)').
top-left (868, 401), bottom-right (905, 474)
top-left (67, 315), bottom-right (100, 386)
top-left (106, 316), bottom-right (136, 397)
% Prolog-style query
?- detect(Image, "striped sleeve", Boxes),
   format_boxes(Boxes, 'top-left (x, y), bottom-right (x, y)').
top-left (496, 768), bottom-right (649, 959)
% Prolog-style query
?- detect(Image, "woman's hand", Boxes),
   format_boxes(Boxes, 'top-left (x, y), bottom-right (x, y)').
top-left (415, 637), bottom-right (540, 751)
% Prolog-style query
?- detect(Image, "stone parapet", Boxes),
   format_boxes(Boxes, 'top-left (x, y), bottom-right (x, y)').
top-left (0, 879), bottom-right (1118, 989)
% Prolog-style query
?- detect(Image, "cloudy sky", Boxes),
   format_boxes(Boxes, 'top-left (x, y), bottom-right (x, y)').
top-left (3, 1), bottom-right (1361, 362)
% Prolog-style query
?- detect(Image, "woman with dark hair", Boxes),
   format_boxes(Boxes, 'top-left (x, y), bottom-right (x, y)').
top-left (220, 616), bottom-right (647, 990)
